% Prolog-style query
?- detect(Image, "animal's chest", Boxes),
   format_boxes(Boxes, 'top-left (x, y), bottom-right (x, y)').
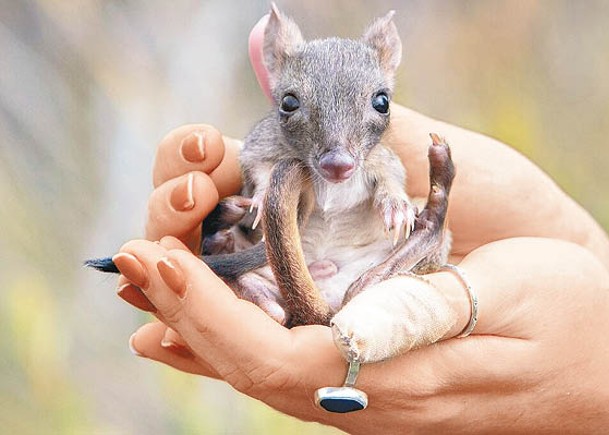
top-left (299, 176), bottom-right (393, 311)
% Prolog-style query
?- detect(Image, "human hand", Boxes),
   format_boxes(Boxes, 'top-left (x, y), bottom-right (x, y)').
top-left (111, 12), bottom-right (609, 434)
top-left (117, 232), bottom-right (609, 433)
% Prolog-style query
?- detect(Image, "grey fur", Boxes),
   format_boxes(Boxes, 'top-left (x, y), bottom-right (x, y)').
top-left (241, 9), bottom-right (401, 192)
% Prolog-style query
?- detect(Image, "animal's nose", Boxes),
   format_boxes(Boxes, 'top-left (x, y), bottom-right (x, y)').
top-left (318, 150), bottom-right (356, 182)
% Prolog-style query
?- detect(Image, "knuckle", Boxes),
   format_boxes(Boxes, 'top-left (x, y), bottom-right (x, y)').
top-left (154, 124), bottom-right (225, 187)
top-left (229, 359), bottom-right (298, 399)
top-left (158, 301), bottom-right (184, 326)
top-left (223, 366), bottom-right (255, 394)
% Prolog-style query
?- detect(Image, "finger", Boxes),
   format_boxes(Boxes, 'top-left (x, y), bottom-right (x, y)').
top-left (116, 275), bottom-right (157, 313)
top-left (210, 136), bottom-right (243, 198)
top-left (116, 239), bottom-right (355, 404)
top-left (115, 239), bottom-right (188, 320)
top-left (156, 249), bottom-right (346, 395)
top-left (159, 249), bottom-right (291, 357)
top-left (159, 235), bottom-right (191, 252)
top-left (431, 238), bottom-right (608, 342)
top-left (161, 326), bottom-right (188, 348)
top-left (130, 322), bottom-right (220, 378)
top-left (248, 14), bottom-right (272, 102)
top-left (152, 124), bottom-right (225, 188)
top-left (114, 249), bottom-right (181, 325)
top-left (116, 239), bottom-right (292, 389)
top-left (145, 171), bottom-right (219, 252)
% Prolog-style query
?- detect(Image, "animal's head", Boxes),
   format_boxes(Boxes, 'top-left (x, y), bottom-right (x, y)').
top-left (263, 4), bottom-right (402, 183)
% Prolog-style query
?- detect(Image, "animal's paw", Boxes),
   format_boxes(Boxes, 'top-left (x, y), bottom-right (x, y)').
top-left (377, 195), bottom-right (416, 246)
top-left (331, 278), bottom-right (457, 363)
top-left (201, 229), bottom-right (235, 255)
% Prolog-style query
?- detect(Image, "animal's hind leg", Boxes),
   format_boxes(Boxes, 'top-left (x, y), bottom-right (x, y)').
top-left (232, 268), bottom-right (287, 326)
top-left (201, 196), bottom-right (256, 255)
top-left (410, 133), bottom-right (454, 273)
top-left (343, 133), bottom-right (455, 303)
top-left (330, 134), bottom-right (457, 363)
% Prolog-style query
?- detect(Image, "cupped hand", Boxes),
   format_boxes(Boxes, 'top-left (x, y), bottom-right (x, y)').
top-left (117, 232), bottom-right (609, 433)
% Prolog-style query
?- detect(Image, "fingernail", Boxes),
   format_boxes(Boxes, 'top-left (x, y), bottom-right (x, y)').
top-left (160, 341), bottom-right (194, 358)
top-left (170, 173), bottom-right (195, 211)
top-left (160, 338), bottom-right (175, 348)
top-left (161, 327), bottom-right (188, 348)
top-left (129, 333), bottom-right (143, 357)
top-left (117, 283), bottom-right (157, 313)
top-left (112, 253), bottom-right (149, 288)
top-left (160, 329), bottom-right (194, 358)
top-left (157, 256), bottom-right (187, 299)
top-left (180, 131), bottom-right (206, 162)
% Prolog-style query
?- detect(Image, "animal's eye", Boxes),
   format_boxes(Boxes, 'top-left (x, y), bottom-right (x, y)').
top-left (372, 92), bottom-right (389, 114)
top-left (280, 94), bottom-right (300, 114)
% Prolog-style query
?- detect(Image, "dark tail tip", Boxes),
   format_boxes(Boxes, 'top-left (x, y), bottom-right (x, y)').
top-left (84, 257), bottom-right (120, 274)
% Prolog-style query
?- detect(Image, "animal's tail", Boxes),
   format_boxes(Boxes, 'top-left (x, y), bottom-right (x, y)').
top-left (84, 242), bottom-right (267, 280)
top-left (84, 257), bottom-right (119, 273)
top-left (263, 159), bottom-right (332, 326)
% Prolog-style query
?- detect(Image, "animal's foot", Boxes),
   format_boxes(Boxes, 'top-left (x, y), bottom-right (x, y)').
top-left (202, 195), bottom-right (251, 235)
top-left (201, 229), bottom-right (235, 255)
top-left (427, 133), bottom-right (454, 199)
top-left (331, 277), bottom-right (457, 363)
top-left (235, 270), bottom-right (287, 325)
top-left (201, 195), bottom-right (255, 255)
top-left (377, 194), bottom-right (416, 246)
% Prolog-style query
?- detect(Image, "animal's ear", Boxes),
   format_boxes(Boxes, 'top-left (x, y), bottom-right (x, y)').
top-left (362, 10), bottom-right (402, 75)
top-left (263, 4), bottom-right (304, 81)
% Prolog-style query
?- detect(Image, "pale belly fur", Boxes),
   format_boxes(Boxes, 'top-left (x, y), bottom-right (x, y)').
top-left (299, 172), bottom-right (392, 312)
top-left (246, 170), bottom-right (393, 313)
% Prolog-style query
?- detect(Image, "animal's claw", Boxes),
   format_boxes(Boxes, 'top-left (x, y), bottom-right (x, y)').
top-left (380, 196), bottom-right (416, 246)
top-left (249, 192), bottom-right (265, 230)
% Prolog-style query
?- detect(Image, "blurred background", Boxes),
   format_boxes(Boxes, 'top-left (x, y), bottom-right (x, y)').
top-left (1, 0), bottom-right (608, 433)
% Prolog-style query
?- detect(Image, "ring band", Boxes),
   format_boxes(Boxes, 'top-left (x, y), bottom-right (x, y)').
top-left (343, 360), bottom-right (361, 387)
top-left (315, 360), bottom-right (368, 413)
top-left (442, 263), bottom-right (478, 338)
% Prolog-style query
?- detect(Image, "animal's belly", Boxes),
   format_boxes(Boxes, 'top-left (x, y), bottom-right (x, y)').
top-left (306, 239), bottom-right (392, 312)
top-left (301, 212), bottom-right (392, 312)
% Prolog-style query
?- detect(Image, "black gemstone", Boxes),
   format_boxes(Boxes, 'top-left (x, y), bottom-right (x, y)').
top-left (319, 397), bottom-right (365, 413)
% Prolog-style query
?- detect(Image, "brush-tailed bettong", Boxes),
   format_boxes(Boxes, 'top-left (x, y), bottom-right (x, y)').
top-left (87, 5), bottom-right (456, 363)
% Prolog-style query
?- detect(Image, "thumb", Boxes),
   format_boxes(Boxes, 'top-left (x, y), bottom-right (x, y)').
top-left (248, 14), bottom-right (272, 102)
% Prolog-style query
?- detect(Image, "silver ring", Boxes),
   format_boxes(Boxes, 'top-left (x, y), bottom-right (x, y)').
top-left (314, 360), bottom-right (368, 413)
top-left (442, 263), bottom-right (478, 338)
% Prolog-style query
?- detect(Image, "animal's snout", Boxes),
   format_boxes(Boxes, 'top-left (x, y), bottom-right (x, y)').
top-left (318, 150), bottom-right (356, 182)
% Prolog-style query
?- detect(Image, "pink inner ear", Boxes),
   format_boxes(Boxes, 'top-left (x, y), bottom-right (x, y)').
top-left (249, 14), bottom-right (273, 102)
